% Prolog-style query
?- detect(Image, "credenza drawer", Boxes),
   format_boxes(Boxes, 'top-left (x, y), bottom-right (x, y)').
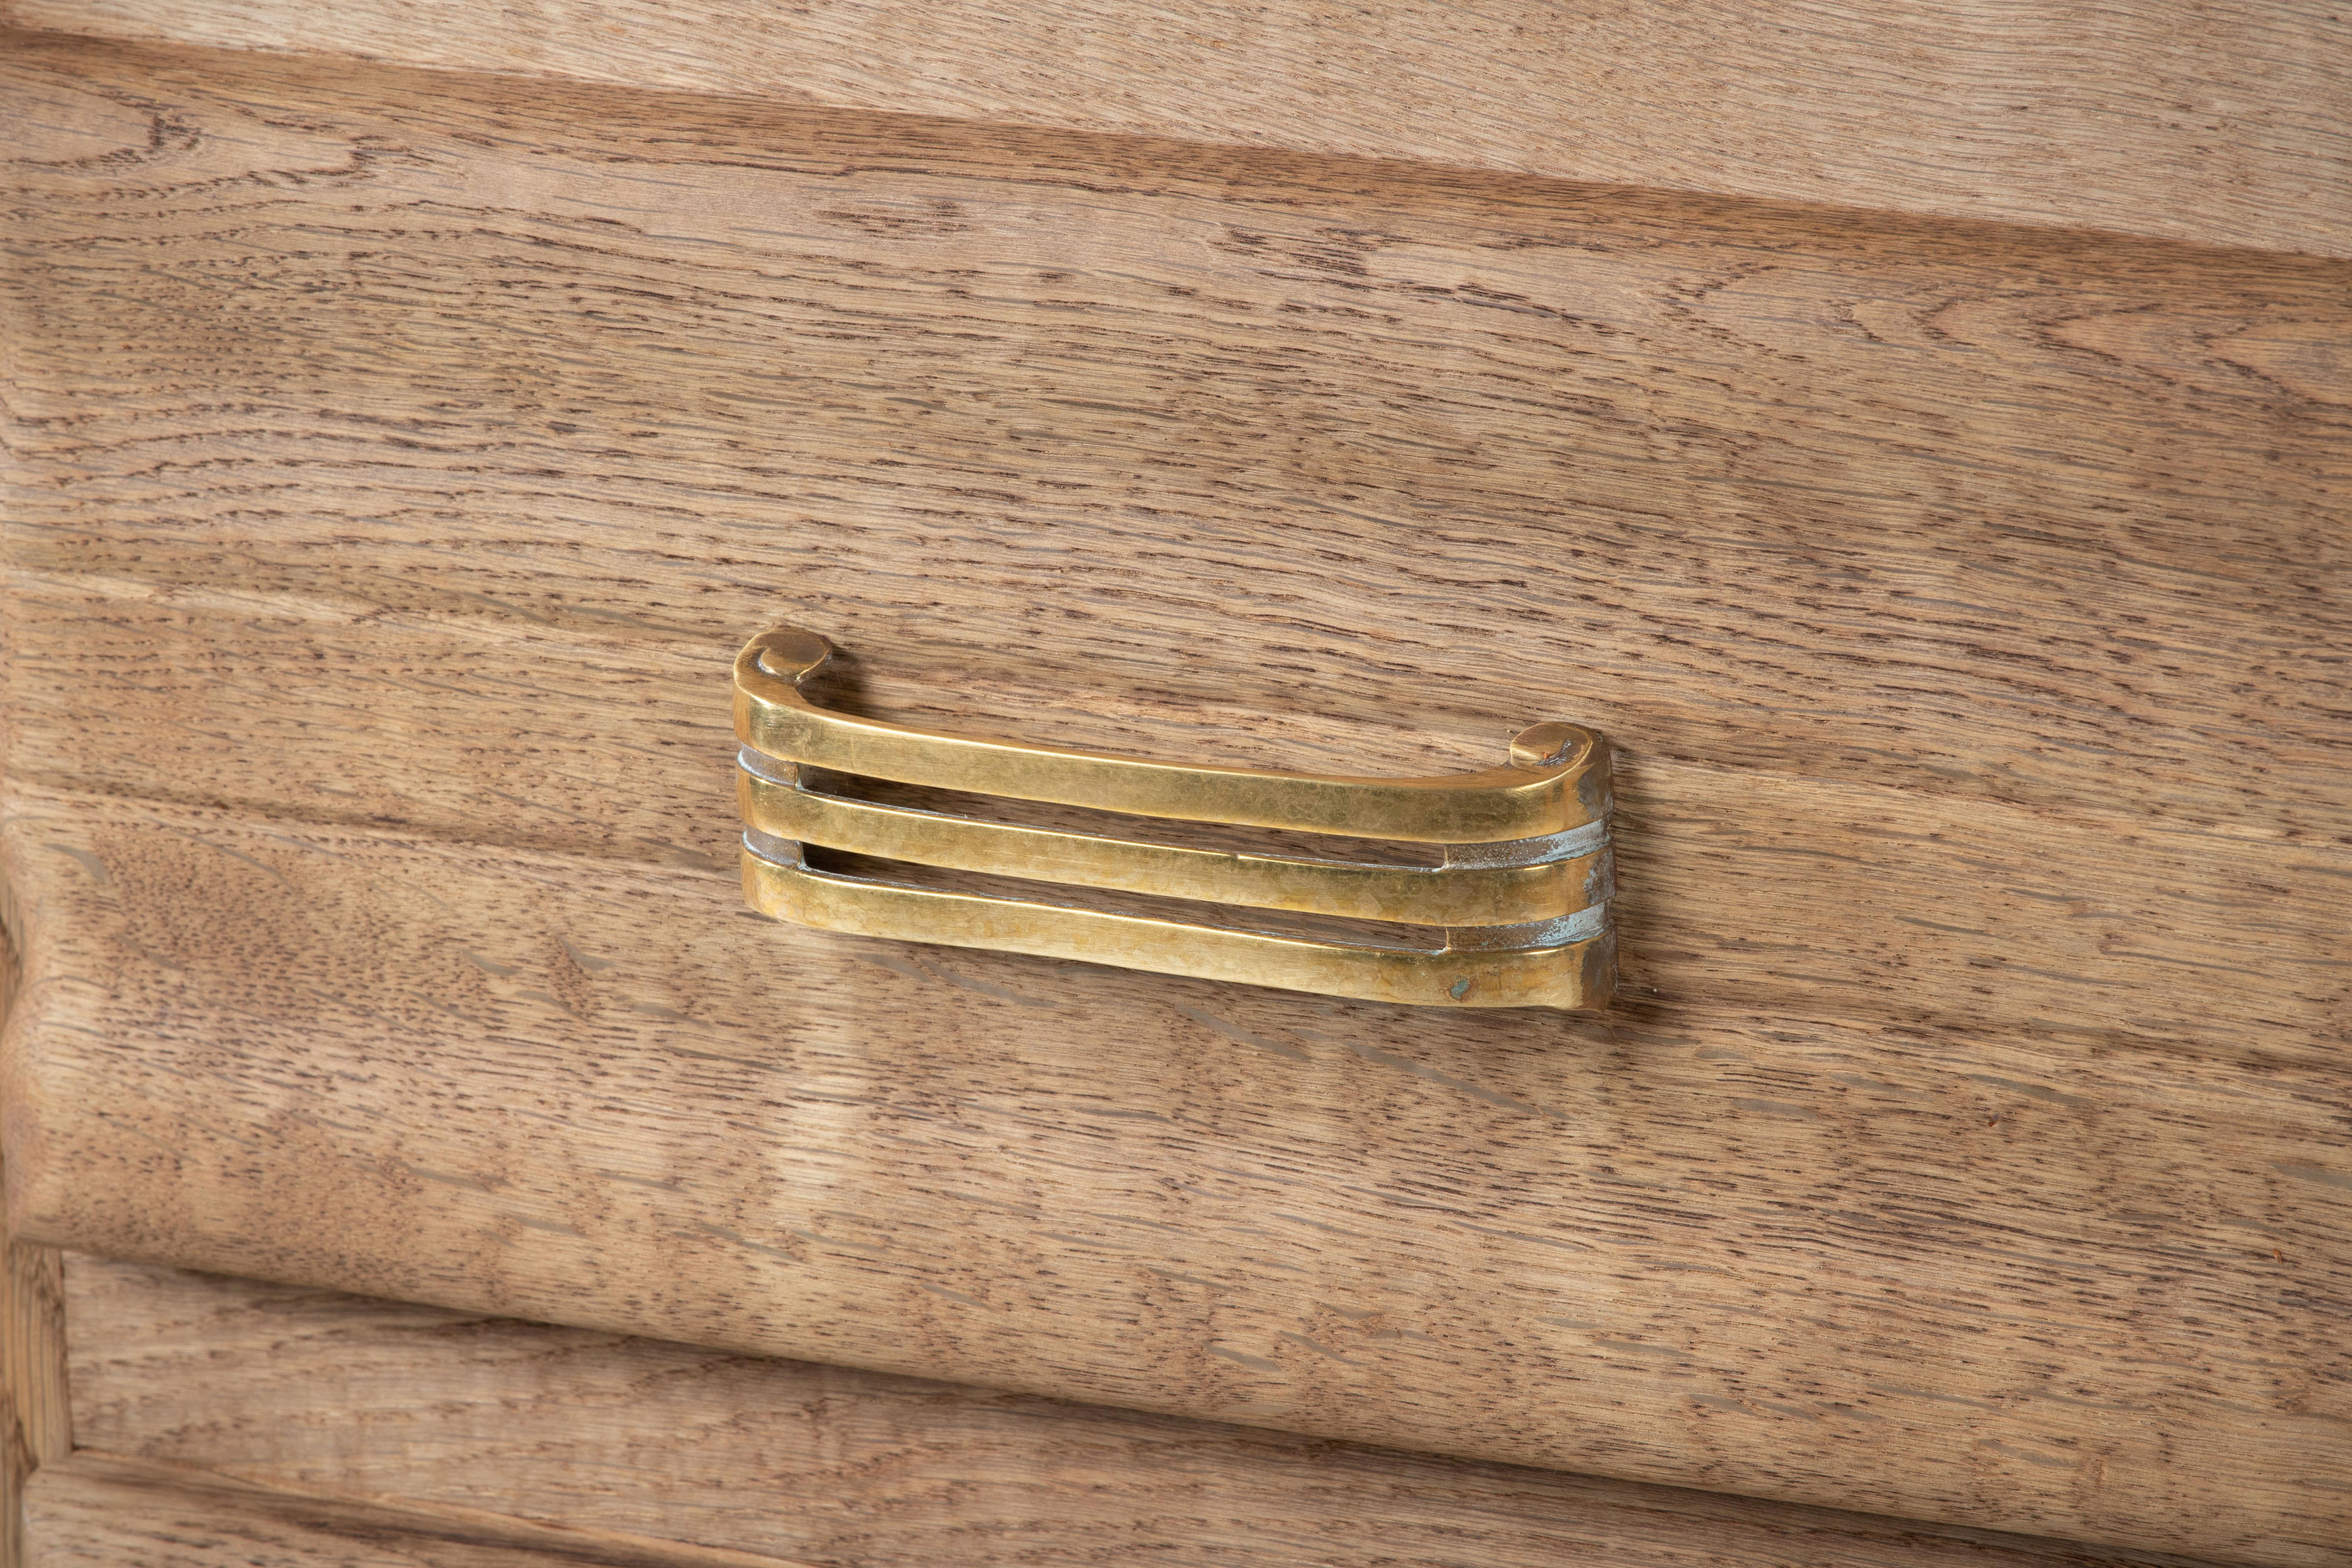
top-left (2, 20), bottom-right (2347, 1568)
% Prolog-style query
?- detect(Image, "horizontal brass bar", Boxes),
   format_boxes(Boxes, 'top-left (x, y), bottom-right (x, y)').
top-left (742, 838), bottom-right (1614, 1011)
top-left (735, 628), bottom-right (1608, 843)
top-left (738, 762), bottom-right (1611, 926)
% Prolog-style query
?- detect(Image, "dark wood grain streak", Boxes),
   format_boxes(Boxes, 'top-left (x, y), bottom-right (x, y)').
top-left (2, 0), bottom-right (2347, 258)
top-left (63, 1253), bottom-right (2246, 1568)
top-left (7, 788), bottom-right (2347, 1565)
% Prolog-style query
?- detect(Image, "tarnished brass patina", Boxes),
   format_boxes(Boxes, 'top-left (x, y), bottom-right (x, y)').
top-left (733, 626), bottom-right (1615, 1010)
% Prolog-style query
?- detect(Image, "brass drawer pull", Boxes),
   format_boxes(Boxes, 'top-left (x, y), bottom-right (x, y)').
top-left (733, 627), bottom-right (1615, 1010)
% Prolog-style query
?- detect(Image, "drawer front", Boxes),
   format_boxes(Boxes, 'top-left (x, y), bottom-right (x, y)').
top-left (3, 26), bottom-right (2348, 1567)
top-left (35, 1252), bottom-right (2214, 1568)
top-left (11, 0), bottom-right (2351, 259)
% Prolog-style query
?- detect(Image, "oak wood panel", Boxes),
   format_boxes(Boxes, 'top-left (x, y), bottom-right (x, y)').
top-left (7, 786), bottom-right (2348, 1566)
top-left (64, 1253), bottom-right (2240, 1568)
top-left (0, 1248), bottom-right (64, 1568)
top-left (5, 30), bottom-right (2350, 1567)
top-left (24, 1453), bottom-right (808, 1568)
top-left (0, 913), bottom-right (71, 1568)
top-left (5, 574), bottom-right (2347, 1054)
top-left (1, 35), bottom-right (2346, 1040)
top-left (5, 31), bottom-right (2346, 852)
top-left (2, 1), bottom-right (2347, 259)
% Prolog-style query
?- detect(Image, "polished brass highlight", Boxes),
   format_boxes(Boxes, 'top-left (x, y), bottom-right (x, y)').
top-left (733, 626), bottom-right (1615, 1010)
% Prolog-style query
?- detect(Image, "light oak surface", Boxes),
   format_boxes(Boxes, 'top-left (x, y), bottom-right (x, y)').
top-left (2, 35), bottom-right (2346, 1030)
top-left (6, 577), bottom-right (2349, 1051)
top-left (25, 1453), bottom-right (808, 1568)
top-left (8, 784), bottom-right (2349, 1565)
top-left (0, 923), bottom-right (70, 1568)
top-left (2, 1), bottom-right (2346, 259)
top-left (4, 33), bottom-right (2346, 856)
top-left (4, 24), bottom-right (2350, 1568)
top-left (62, 1254), bottom-right (2240, 1568)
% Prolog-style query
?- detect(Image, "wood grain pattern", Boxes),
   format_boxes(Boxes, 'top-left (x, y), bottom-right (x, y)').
top-left (0, 909), bottom-right (70, 1568)
top-left (1, 35), bottom-right (2346, 1040)
top-left (24, 1453), bottom-right (810, 1568)
top-left (6, 30), bottom-right (2347, 853)
top-left (5, 29), bottom-right (2350, 1568)
top-left (8, 577), bottom-right (2350, 1054)
top-left (0, 1254), bottom-right (65, 1568)
top-left (62, 1253), bottom-right (2241, 1568)
top-left (2, 0), bottom-right (2346, 259)
top-left (7, 785), bottom-right (2348, 1566)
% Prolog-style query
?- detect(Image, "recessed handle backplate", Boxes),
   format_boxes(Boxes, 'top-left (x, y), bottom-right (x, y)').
top-left (732, 627), bottom-right (1615, 1010)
